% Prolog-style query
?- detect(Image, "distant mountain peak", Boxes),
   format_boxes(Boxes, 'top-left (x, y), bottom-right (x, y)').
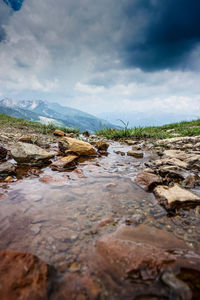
top-left (3, 0), bottom-right (24, 11)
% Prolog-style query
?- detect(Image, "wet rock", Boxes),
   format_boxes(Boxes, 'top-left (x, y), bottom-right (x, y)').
top-left (127, 150), bottom-right (144, 158)
top-left (114, 150), bottom-right (125, 156)
top-left (51, 155), bottom-right (78, 171)
top-left (161, 272), bottom-right (192, 300)
top-left (91, 224), bottom-right (199, 299)
top-left (10, 142), bottom-right (54, 164)
top-left (132, 145), bottom-right (142, 150)
top-left (98, 217), bottom-right (115, 227)
top-left (59, 137), bottom-right (97, 156)
top-left (0, 146), bottom-right (7, 160)
top-left (158, 165), bottom-right (186, 180)
top-left (0, 249), bottom-right (54, 300)
top-left (154, 184), bottom-right (200, 210)
top-left (54, 129), bottom-right (66, 136)
top-left (95, 141), bottom-right (109, 151)
top-left (0, 162), bottom-right (16, 177)
top-left (134, 171), bottom-right (162, 191)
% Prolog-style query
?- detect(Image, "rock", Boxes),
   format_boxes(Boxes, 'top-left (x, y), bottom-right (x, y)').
top-left (114, 150), bottom-right (125, 156)
top-left (18, 135), bottom-right (37, 144)
top-left (91, 224), bottom-right (199, 299)
top-left (158, 165), bottom-right (186, 180)
top-left (10, 142), bottom-right (54, 164)
top-left (0, 146), bottom-right (7, 160)
top-left (134, 171), bottom-right (162, 191)
top-left (127, 150), bottom-right (144, 158)
top-left (39, 174), bottom-right (69, 184)
top-left (59, 137), bottom-right (97, 156)
top-left (0, 249), bottom-right (54, 300)
top-left (51, 155), bottom-right (78, 171)
top-left (154, 184), bottom-right (200, 210)
top-left (145, 157), bottom-right (188, 170)
top-left (132, 145), bottom-right (142, 150)
top-left (182, 174), bottom-right (200, 188)
top-left (125, 140), bottom-right (138, 145)
top-left (0, 162), bottom-right (16, 177)
top-left (54, 129), bottom-right (66, 136)
top-left (95, 141), bottom-right (109, 151)
top-left (82, 131), bottom-right (90, 137)
top-left (163, 149), bottom-right (188, 161)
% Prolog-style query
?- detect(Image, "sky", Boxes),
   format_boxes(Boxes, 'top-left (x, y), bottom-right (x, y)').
top-left (0, 0), bottom-right (200, 126)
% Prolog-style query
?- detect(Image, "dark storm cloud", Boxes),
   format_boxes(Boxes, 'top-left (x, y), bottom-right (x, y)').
top-left (120, 0), bottom-right (200, 71)
top-left (3, 0), bottom-right (24, 11)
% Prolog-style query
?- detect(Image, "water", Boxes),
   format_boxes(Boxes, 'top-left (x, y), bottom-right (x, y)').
top-left (0, 141), bottom-right (200, 299)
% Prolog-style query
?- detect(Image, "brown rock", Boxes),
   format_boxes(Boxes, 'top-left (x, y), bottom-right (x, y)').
top-left (18, 135), bottom-right (37, 144)
top-left (0, 146), bottom-right (7, 160)
top-left (51, 155), bottom-right (78, 171)
top-left (125, 140), bottom-right (138, 145)
top-left (95, 141), bottom-right (109, 151)
top-left (82, 131), bottom-right (90, 137)
top-left (59, 137), bottom-right (97, 156)
top-left (0, 249), bottom-right (54, 300)
top-left (39, 174), bottom-right (69, 184)
top-left (54, 129), bottom-right (66, 136)
top-left (154, 184), bottom-right (200, 210)
top-left (127, 150), bottom-right (144, 158)
top-left (134, 171), bottom-right (162, 191)
top-left (91, 224), bottom-right (199, 299)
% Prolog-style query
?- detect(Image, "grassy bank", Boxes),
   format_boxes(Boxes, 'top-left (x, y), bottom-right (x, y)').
top-left (0, 113), bottom-right (80, 135)
top-left (96, 119), bottom-right (200, 140)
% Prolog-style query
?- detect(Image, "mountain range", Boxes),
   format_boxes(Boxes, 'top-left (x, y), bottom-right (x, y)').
top-left (0, 98), bottom-right (117, 132)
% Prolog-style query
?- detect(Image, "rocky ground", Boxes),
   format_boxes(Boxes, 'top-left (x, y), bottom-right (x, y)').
top-left (0, 125), bottom-right (200, 300)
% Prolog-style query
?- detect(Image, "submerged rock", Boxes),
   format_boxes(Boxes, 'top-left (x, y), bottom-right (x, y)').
top-left (10, 142), bottom-right (54, 164)
top-left (0, 249), bottom-right (54, 300)
top-left (154, 184), bottom-right (200, 210)
top-left (59, 137), bottom-right (97, 156)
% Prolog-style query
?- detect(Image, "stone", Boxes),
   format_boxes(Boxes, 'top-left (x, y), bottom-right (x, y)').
top-left (163, 150), bottom-right (188, 161)
top-left (134, 171), bottom-right (162, 191)
top-left (53, 129), bottom-right (66, 136)
top-left (51, 155), bottom-right (78, 171)
top-left (59, 137), bottom-right (97, 156)
top-left (125, 140), bottom-right (138, 145)
top-left (0, 162), bottom-right (16, 177)
top-left (114, 150), bottom-right (125, 156)
top-left (90, 224), bottom-right (199, 299)
top-left (95, 141), bottom-right (109, 151)
top-left (154, 184), bottom-right (200, 210)
top-left (39, 175), bottom-right (69, 184)
top-left (82, 131), bottom-right (90, 137)
top-left (18, 135), bottom-right (37, 144)
top-left (146, 157), bottom-right (188, 170)
top-left (0, 249), bottom-right (54, 300)
top-left (10, 142), bottom-right (54, 164)
top-left (0, 146), bottom-right (7, 160)
top-left (127, 150), bottom-right (144, 158)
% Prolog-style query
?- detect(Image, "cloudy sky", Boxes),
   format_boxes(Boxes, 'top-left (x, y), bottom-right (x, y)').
top-left (0, 0), bottom-right (200, 125)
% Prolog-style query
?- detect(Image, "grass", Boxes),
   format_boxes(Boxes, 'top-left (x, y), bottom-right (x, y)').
top-left (96, 119), bottom-right (200, 140)
top-left (0, 113), bottom-right (80, 135)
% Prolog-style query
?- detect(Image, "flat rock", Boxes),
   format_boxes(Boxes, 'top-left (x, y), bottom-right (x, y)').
top-left (146, 157), bottom-right (188, 170)
top-left (0, 146), bottom-right (7, 160)
top-left (125, 140), bottom-right (138, 145)
top-left (51, 155), bottom-right (78, 171)
top-left (0, 249), bottom-right (54, 300)
top-left (59, 137), bottom-right (97, 156)
top-left (10, 142), bottom-right (54, 164)
top-left (134, 171), bottom-right (162, 191)
top-left (91, 224), bottom-right (200, 299)
top-left (127, 150), bottom-right (144, 158)
top-left (154, 184), bottom-right (200, 210)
